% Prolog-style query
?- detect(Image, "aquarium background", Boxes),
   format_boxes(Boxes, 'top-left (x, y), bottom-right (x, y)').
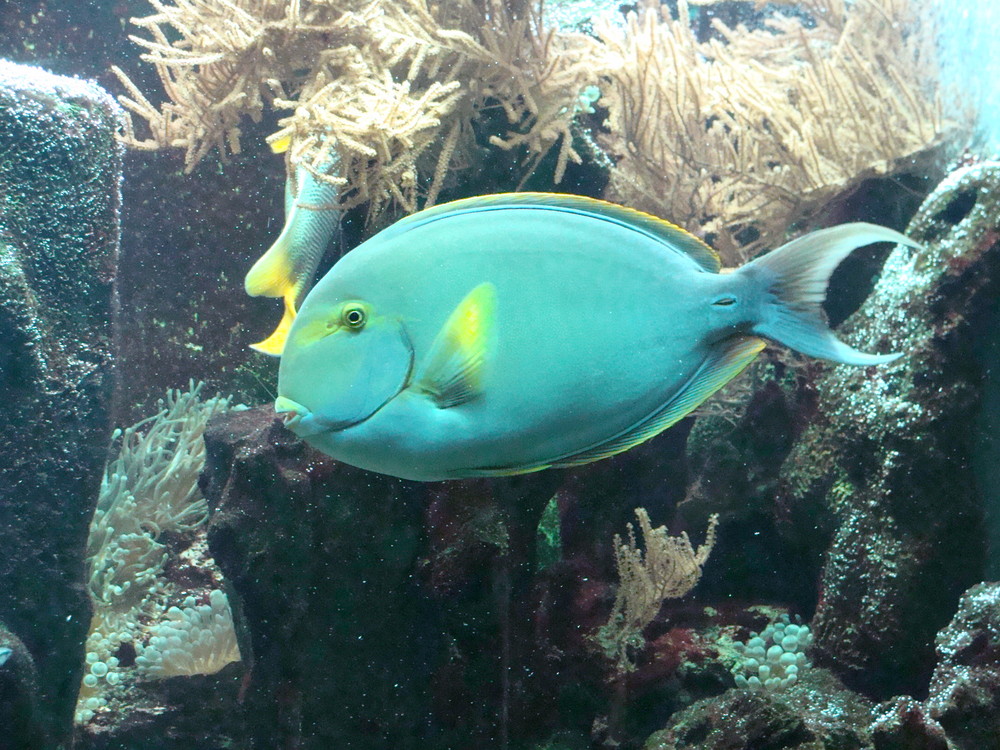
top-left (0, 1), bottom-right (999, 749)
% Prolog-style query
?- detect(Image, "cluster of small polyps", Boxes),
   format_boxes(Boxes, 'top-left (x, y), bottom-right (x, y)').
top-left (732, 615), bottom-right (813, 690)
top-left (75, 647), bottom-right (126, 723)
top-left (135, 589), bottom-right (240, 679)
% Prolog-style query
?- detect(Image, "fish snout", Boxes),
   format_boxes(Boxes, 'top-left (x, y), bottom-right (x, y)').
top-left (274, 396), bottom-right (331, 437)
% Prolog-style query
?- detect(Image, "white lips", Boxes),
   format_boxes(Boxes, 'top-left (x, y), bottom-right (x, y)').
top-left (274, 396), bottom-right (308, 428)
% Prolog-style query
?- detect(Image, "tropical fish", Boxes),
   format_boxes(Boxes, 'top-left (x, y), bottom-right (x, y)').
top-left (244, 159), bottom-right (342, 354)
top-left (272, 193), bottom-right (914, 481)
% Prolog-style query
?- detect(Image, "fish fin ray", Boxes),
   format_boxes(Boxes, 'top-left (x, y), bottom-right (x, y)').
top-left (383, 192), bottom-right (721, 272)
top-left (549, 336), bottom-right (766, 468)
top-left (414, 282), bottom-right (496, 408)
top-left (746, 223), bottom-right (916, 365)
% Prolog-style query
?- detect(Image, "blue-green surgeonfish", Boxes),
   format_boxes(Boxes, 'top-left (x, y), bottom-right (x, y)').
top-left (244, 158), bottom-right (341, 354)
top-left (271, 193), bottom-right (915, 481)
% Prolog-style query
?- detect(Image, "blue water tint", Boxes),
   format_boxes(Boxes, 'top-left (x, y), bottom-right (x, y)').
top-left (934, 0), bottom-right (1000, 156)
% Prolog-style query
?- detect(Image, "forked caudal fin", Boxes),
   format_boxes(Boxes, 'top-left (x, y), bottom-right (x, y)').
top-left (745, 223), bottom-right (919, 365)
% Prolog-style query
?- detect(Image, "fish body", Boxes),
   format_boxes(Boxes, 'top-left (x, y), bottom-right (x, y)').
top-left (275, 193), bottom-right (913, 481)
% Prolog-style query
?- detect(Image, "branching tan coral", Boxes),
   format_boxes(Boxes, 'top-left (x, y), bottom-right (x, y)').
top-left (596, 508), bottom-right (719, 673)
top-left (113, 0), bottom-right (600, 215)
top-left (115, 0), bottom-right (961, 241)
top-left (599, 0), bottom-right (957, 261)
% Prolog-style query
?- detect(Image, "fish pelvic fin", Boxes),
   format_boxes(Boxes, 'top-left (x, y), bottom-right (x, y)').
top-left (250, 295), bottom-right (295, 356)
top-left (744, 223), bottom-right (919, 365)
top-left (414, 282), bottom-right (496, 408)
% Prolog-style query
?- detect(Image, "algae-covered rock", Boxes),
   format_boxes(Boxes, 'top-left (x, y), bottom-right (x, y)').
top-left (643, 668), bottom-right (873, 750)
top-left (926, 581), bottom-right (1000, 749)
top-left (777, 162), bottom-right (1000, 696)
top-left (0, 60), bottom-right (122, 745)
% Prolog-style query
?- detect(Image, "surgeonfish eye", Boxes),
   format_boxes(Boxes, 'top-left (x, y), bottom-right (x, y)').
top-left (342, 303), bottom-right (367, 329)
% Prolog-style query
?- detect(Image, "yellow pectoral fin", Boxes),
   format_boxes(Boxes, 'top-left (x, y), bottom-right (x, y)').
top-left (415, 282), bottom-right (496, 408)
top-left (250, 294), bottom-right (296, 356)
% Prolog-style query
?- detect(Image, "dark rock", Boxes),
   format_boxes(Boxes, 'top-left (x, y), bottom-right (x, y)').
top-left (0, 625), bottom-right (45, 750)
top-left (201, 406), bottom-right (562, 748)
top-left (643, 668), bottom-right (872, 750)
top-left (870, 697), bottom-right (949, 750)
top-left (925, 581), bottom-right (1000, 750)
top-left (75, 665), bottom-right (246, 750)
top-left (0, 60), bottom-right (121, 745)
top-left (775, 162), bottom-right (1000, 696)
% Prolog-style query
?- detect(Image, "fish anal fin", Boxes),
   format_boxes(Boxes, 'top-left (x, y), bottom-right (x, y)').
top-left (550, 336), bottom-right (766, 468)
top-left (245, 221), bottom-right (297, 300)
top-left (250, 295), bottom-right (296, 356)
top-left (415, 282), bottom-right (496, 408)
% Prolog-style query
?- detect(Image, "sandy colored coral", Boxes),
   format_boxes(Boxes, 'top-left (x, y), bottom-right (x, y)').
top-left (115, 0), bottom-right (960, 247)
top-left (598, 0), bottom-right (958, 261)
top-left (114, 0), bottom-right (599, 216)
top-left (597, 508), bottom-right (719, 672)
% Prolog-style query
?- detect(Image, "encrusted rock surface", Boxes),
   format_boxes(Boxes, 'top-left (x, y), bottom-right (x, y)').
top-left (642, 668), bottom-right (873, 750)
top-left (0, 60), bottom-right (121, 745)
top-left (925, 581), bottom-right (1000, 749)
top-left (775, 162), bottom-right (1000, 696)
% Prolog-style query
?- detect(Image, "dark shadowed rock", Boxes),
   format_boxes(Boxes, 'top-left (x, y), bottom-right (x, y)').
top-left (870, 697), bottom-right (949, 750)
top-left (201, 406), bottom-right (562, 749)
top-left (643, 668), bottom-right (872, 750)
top-left (0, 624), bottom-right (45, 750)
top-left (0, 60), bottom-right (121, 745)
top-left (925, 581), bottom-right (1000, 750)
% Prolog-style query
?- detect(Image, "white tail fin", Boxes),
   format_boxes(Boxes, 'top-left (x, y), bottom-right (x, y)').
top-left (745, 223), bottom-right (918, 365)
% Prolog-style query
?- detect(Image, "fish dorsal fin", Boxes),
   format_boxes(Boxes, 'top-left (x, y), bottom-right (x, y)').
top-left (459, 336), bottom-right (765, 477)
top-left (385, 193), bottom-right (722, 272)
top-left (414, 282), bottom-right (496, 408)
top-left (551, 336), bottom-right (765, 468)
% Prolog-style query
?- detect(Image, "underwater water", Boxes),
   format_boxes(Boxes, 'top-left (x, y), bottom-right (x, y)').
top-left (0, 1), bottom-right (999, 749)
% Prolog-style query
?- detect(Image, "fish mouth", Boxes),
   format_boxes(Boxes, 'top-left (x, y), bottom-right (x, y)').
top-left (273, 396), bottom-right (349, 437)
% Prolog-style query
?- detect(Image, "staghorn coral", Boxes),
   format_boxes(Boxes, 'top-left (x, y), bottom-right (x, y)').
top-left (113, 0), bottom-right (600, 216)
top-left (597, 508), bottom-right (719, 672)
top-left (598, 0), bottom-right (959, 261)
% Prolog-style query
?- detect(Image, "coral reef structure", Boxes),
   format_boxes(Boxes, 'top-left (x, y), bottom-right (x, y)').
top-left (599, 0), bottom-right (957, 260)
top-left (777, 161), bottom-right (1000, 696)
top-left (114, 0), bottom-right (958, 250)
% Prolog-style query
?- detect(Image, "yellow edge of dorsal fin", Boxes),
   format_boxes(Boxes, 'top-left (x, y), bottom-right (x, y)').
top-left (384, 192), bottom-right (721, 272)
top-left (250, 295), bottom-right (296, 356)
top-left (414, 282), bottom-right (496, 408)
